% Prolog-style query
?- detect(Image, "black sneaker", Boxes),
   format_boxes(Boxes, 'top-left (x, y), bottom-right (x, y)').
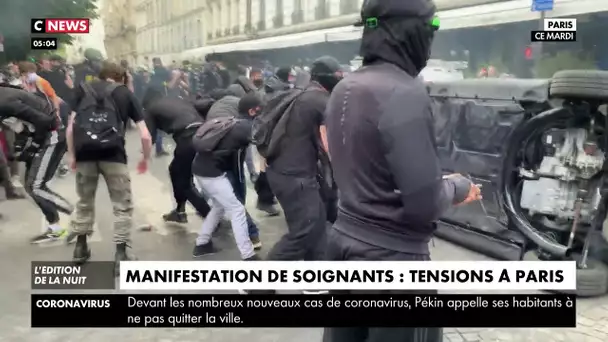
top-left (250, 236), bottom-right (262, 250)
top-left (156, 150), bottom-right (170, 157)
top-left (163, 210), bottom-right (188, 224)
top-left (30, 228), bottom-right (67, 244)
top-left (193, 242), bottom-right (218, 257)
top-left (115, 243), bottom-right (136, 277)
top-left (72, 235), bottom-right (91, 264)
top-left (256, 203), bottom-right (280, 217)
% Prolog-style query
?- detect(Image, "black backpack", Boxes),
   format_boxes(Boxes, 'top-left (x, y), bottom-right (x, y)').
top-left (73, 82), bottom-right (124, 153)
top-left (252, 88), bottom-right (303, 159)
top-left (192, 116), bottom-right (238, 153)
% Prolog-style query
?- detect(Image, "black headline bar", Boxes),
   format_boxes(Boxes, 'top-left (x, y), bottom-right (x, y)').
top-left (31, 294), bottom-right (575, 328)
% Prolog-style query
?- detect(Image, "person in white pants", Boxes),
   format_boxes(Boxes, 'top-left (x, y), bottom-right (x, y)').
top-left (190, 92), bottom-right (263, 260)
top-left (194, 175), bottom-right (256, 260)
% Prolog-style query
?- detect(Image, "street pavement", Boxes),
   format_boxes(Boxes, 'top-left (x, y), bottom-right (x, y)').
top-left (1, 132), bottom-right (607, 341)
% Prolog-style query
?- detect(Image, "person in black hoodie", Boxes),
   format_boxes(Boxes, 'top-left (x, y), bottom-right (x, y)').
top-left (323, 1), bottom-right (481, 341)
top-left (191, 92), bottom-right (263, 260)
top-left (264, 56), bottom-right (342, 271)
top-left (142, 89), bottom-right (211, 223)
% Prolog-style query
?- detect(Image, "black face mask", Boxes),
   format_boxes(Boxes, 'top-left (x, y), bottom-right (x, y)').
top-left (253, 79), bottom-right (264, 88)
top-left (314, 74), bottom-right (341, 93)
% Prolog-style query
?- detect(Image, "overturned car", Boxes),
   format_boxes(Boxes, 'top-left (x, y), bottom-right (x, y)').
top-left (429, 70), bottom-right (608, 297)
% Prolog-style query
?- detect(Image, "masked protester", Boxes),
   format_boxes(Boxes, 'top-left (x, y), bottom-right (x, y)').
top-left (203, 86), bottom-right (265, 248)
top-left (323, 1), bottom-right (481, 341)
top-left (190, 92), bottom-right (264, 260)
top-left (244, 56), bottom-right (342, 295)
top-left (142, 89), bottom-right (212, 223)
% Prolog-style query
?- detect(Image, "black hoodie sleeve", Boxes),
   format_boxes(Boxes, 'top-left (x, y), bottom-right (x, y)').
top-left (378, 88), bottom-right (471, 228)
top-left (144, 107), bottom-right (158, 144)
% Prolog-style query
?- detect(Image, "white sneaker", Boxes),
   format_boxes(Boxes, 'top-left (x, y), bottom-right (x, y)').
top-left (11, 176), bottom-right (23, 189)
top-left (302, 290), bottom-right (329, 295)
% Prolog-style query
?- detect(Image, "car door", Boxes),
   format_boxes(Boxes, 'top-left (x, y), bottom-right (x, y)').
top-left (433, 96), bottom-right (526, 232)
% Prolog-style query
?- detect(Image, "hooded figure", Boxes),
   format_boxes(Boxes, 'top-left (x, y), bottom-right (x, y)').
top-left (263, 75), bottom-right (290, 97)
top-left (323, 1), bottom-right (479, 341)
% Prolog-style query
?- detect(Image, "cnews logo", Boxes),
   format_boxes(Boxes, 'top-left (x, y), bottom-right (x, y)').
top-left (31, 18), bottom-right (90, 34)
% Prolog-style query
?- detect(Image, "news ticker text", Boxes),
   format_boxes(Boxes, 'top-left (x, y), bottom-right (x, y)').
top-left (30, 37), bottom-right (58, 50)
top-left (31, 294), bottom-right (575, 328)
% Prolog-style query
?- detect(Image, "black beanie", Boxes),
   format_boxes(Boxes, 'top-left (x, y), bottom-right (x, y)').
top-left (310, 56), bottom-right (342, 92)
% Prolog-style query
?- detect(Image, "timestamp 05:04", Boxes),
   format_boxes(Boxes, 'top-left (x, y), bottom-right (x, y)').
top-left (30, 37), bottom-right (58, 50)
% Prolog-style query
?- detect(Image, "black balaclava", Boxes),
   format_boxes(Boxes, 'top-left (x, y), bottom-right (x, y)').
top-left (359, 0), bottom-right (437, 77)
top-left (275, 67), bottom-right (292, 83)
top-left (310, 56), bottom-right (342, 92)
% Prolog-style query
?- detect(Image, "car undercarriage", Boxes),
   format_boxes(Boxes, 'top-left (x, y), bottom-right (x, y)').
top-left (428, 70), bottom-right (608, 297)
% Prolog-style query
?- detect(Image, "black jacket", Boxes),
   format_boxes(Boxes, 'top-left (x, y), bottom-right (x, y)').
top-left (144, 97), bottom-right (202, 143)
top-left (191, 119), bottom-right (252, 178)
top-left (0, 84), bottom-right (56, 132)
top-left (205, 95), bottom-right (240, 120)
top-left (264, 76), bottom-right (290, 96)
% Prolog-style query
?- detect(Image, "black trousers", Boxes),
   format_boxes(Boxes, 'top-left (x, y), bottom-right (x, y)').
top-left (266, 168), bottom-right (327, 261)
top-left (323, 228), bottom-right (443, 342)
top-left (24, 136), bottom-right (73, 224)
top-left (254, 171), bottom-right (276, 206)
top-left (169, 135), bottom-right (211, 216)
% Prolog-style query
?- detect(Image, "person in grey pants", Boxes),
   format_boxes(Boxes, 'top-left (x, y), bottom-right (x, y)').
top-left (191, 92), bottom-right (263, 260)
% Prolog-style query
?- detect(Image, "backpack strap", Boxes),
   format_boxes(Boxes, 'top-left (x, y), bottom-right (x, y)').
top-left (80, 82), bottom-right (99, 101)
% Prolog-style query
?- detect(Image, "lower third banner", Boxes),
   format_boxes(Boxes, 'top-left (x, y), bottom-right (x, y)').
top-left (31, 294), bottom-right (576, 328)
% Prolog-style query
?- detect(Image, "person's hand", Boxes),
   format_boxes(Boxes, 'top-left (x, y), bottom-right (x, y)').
top-left (457, 183), bottom-right (482, 206)
top-left (140, 131), bottom-right (152, 160)
top-left (443, 173), bottom-right (483, 206)
top-left (137, 159), bottom-right (148, 174)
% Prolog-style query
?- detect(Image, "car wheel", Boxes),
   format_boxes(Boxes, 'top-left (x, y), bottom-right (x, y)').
top-left (549, 70), bottom-right (608, 101)
top-left (523, 251), bottom-right (608, 297)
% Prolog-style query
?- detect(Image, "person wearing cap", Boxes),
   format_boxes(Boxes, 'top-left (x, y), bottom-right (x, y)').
top-left (74, 48), bottom-right (104, 86)
top-left (324, 1), bottom-right (481, 340)
top-left (263, 56), bottom-right (343, 287)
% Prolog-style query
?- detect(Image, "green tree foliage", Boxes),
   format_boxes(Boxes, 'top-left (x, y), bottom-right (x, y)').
top-left (0, 0), bottom-right (98, 63)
